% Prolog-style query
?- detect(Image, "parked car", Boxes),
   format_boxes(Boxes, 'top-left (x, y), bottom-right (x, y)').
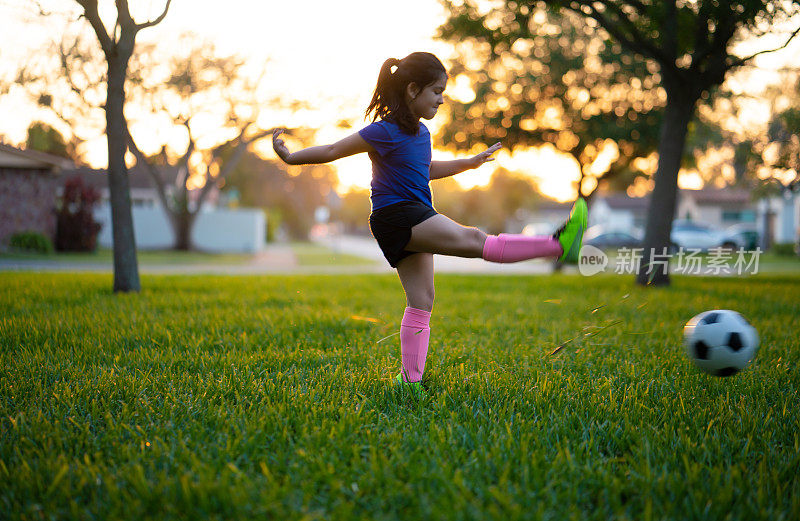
top-left (583, 225), bottom-right (643, 250)
top-left (670, 220), bottom-right (745, 251)
top-left (721, 223), bottom-right (759, 250)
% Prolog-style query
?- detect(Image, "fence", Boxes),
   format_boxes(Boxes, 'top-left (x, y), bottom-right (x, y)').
top-left (93, 205), bottom-right (265, 253)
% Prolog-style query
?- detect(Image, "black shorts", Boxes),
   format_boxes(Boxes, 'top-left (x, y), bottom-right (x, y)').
top-left (369, 201), bottom-right (438, 268)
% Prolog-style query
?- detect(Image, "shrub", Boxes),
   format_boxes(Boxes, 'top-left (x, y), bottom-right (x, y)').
top-left (8, 231), bottom-right (54, 254)
top-left (265, 208), bottom-right (282, 243)
top-left (772, 242), bottom-right (799, 257)
top-left (55, 176), bottom-right (102, 252)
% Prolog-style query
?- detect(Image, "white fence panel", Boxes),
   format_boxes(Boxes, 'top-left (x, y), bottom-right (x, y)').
top-left (193, 208), bottom-right (265, 253)
top-left (94, 205), bottom-right (265, 252)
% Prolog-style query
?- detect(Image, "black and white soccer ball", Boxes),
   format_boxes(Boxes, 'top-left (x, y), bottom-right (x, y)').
top-left (683, 310), bottom-right (759, 377)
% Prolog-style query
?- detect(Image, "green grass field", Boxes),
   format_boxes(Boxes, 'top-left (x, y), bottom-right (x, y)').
top-left (1, 273), bottom-right (798, 520)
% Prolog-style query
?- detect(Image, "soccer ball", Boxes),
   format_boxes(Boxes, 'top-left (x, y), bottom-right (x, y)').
top-left (683, 310), bottom-right (759, 377)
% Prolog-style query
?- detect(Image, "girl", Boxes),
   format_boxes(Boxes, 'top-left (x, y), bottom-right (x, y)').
top-left (273, 51), bottom-right (587, 396)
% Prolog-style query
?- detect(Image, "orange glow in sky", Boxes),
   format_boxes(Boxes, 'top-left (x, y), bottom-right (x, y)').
top-left (1, 1), bottom-right (798, 203)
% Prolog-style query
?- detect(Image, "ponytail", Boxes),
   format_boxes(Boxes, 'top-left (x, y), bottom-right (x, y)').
top-left (365, 52), bottom-right (447, 135)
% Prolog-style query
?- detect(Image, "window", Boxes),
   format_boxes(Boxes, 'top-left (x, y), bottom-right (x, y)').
top-left (722, 210), bottom-right (755, 223)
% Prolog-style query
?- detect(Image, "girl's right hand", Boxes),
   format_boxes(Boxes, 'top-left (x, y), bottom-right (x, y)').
top-left (273, 128), bottom-right (292, 164)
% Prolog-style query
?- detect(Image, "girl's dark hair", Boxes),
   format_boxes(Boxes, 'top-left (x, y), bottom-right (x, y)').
top-left (365, 52), bottom-right (447, 135)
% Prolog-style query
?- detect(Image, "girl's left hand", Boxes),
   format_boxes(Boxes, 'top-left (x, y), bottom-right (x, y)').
top-left (470, 142), bottom-right (502, 168)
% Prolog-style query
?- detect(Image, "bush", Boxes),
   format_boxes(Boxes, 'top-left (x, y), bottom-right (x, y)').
top-left (8, 231), bottom-right (54, 254)
top-left (772, 242), bottom-right (799, 257)
top-left (55, 176), bottom-right (102, 252)
top-left (265, 208), bottom-right (283, 243)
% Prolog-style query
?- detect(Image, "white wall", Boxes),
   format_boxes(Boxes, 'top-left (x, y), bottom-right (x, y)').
top-left (589, 200), bottom-right (636, 231)
top-left (776, 191), bottom-right (799, 244)
top-left (94, 205), bottom-right (265, 252)
top-left (193, 208), bottom-right (265, 253)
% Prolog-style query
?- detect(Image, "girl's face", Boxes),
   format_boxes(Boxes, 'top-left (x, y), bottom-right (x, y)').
top-left (406, 74), bottom-right (447, 120)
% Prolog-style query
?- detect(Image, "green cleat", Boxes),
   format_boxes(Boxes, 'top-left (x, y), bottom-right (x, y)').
top-left (394, 372), bottom-right (428, 399)
top-left (553, 198), bottom-right (588, 264)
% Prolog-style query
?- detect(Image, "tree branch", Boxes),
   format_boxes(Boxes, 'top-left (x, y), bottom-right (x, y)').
top-left (662, 0), bottom-right (678, 62)
top-left (75, 0), bottom-right (113, 55)
top-left (114, 0), bottom-right (134, 27)
top-left (135, 0), bottom-right (172, 31)
top-left (692, 8), bottom-right (737, 76)
top-left (690, 3), bottom-right (713, 71)
top-left (565, 1), bottom-right (669, 65)
top-left (595, 0), bottom-right (669, 61)
top-left (126, 130), bottom-right (173, 213)
top-left (727, 24), bottom-right (800, 69)
top-left (192, 126), bottom-right (272, 216)
top-left (33, 1), bottom-right (52, 16)
top-left (176, 120), bottom-right (196, 190)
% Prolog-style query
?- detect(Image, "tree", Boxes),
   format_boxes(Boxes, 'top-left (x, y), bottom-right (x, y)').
top-left (543, 0), bottom-right (800, 285)
top-left (432, 169), bottom-right (544, 233)
top-left (438, 3), bottom-right (664, 204)
top-left (440, 1), bottom-right (800, 285)
top-left (333, 189), bottom-right (371, 234)
top-left (17, 31), bottom-right (275, 251)
top-left (123, 38), bottom-right (273, 250)
top-left (678, 70), bottom-right (800, 191)
top-left (222, 148), bottom-right (338, 240)
top-left (760, 75), bottom-right (800, 188)
top-left (76, 0), bottom-right (172, 292)
top-left (26, 122), bottom-right (79, 162)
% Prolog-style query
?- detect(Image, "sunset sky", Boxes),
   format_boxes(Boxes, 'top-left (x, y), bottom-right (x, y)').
top-left (1, 0), bottom-right (798, 201)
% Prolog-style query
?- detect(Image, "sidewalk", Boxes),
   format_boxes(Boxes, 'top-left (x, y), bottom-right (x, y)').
top-left (0, 236), bottom-right (566, 275)
top-left (314, 234), bottom-right (562, 274)
top-left (0, 244), bottom-right (303, 275)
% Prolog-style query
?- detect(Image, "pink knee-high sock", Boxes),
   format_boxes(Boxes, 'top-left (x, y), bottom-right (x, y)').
top-left (400, 307), bottom-right (431, 383)
top-left (482, 233), bottom-right (563, 263)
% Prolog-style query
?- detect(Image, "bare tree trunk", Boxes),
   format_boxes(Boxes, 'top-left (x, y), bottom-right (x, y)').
top-left (75, 0), bottom-right (171, 292)
top-left (636, 87), bottom-right (697, 286)
top-left (106, 48), bottom-right (140, 292)
top-left (172, 211), bottom-right (196, 251)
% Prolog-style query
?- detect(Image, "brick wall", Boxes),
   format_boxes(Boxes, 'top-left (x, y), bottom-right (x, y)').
top-left (0, 168), bottom-right (59, 246)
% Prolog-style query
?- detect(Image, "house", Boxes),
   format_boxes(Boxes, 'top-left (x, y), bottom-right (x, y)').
top-left (590, 193), bottom-right (650, 231)
top-left (70, 164), bottom-right (220, 209)
top-left (590, 188), bottom-right (759, 233)
top-left (69, 165), bottom-right (262, 253)
top-left (675, 188), bottom-right (756, 228)
top-left (757, 183), bottom-right (800, 248)
top-left (0, 143), bottom-right (74, 247)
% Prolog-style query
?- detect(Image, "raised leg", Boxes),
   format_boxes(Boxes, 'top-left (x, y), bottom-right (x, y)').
top-left (405, 214), bottom-right (487, 258)
top-left (405, 213), bottom-right (562, 262)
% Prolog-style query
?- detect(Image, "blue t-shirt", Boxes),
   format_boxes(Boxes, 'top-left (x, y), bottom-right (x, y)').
top-left (358, 119), bottom-right (432, 210)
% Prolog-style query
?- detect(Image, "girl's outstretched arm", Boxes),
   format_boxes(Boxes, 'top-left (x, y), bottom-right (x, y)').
top-left (429, 142), bottom-right (502, 180)
top-left (273, 129), bottom-right (374, 165)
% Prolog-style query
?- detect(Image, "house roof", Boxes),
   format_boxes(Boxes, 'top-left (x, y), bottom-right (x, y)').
top-left (66, 164), bottom-right (183, 191)
top-left (680, 188), bottom-right (752, 206)
top-left (595, 188), bottom-right (753, 210)
top-left (0, 143), bottom-right (75, 171)
top-left (597, 194), bottom-right (650, 210)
